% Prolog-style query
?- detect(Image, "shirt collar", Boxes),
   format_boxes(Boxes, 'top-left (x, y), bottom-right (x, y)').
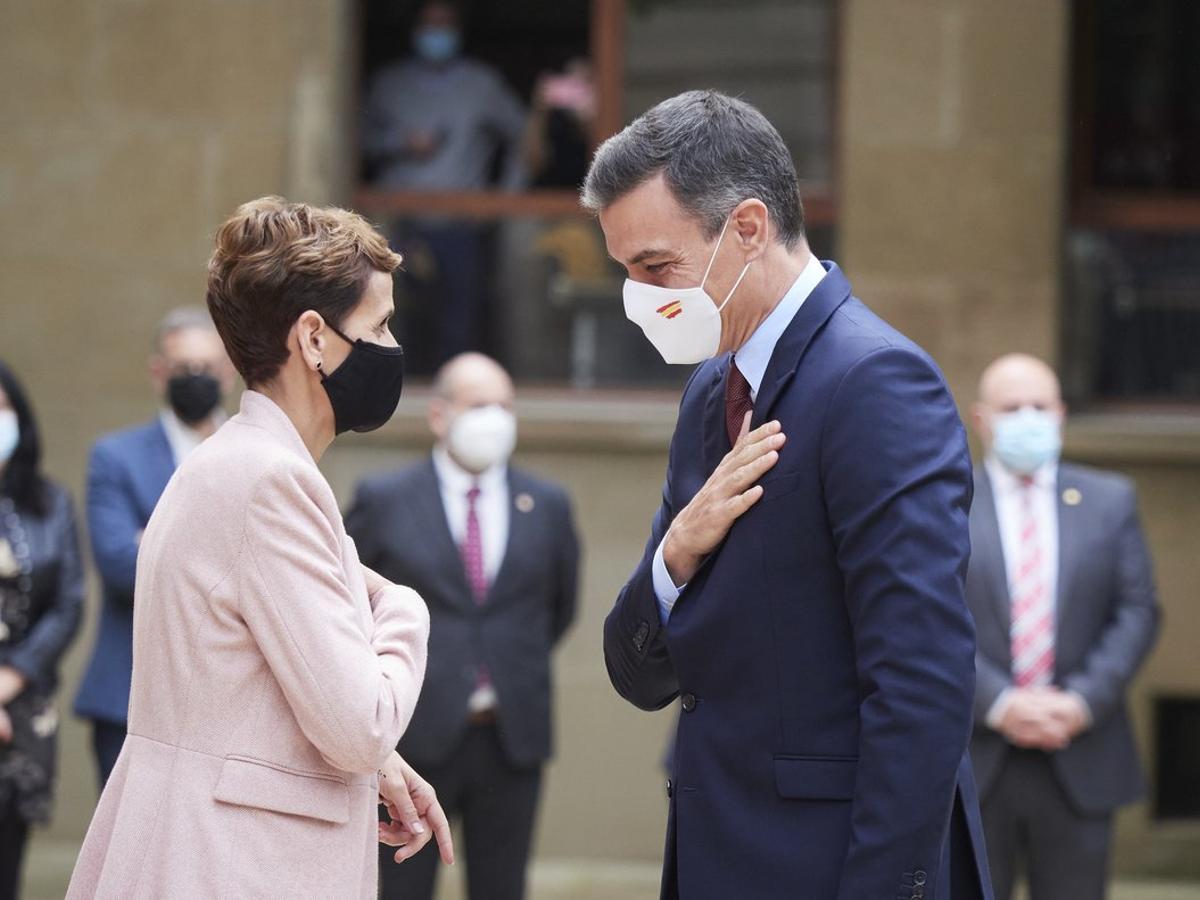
top-left (159, 407), bottom-right (227, 464)
top-left (985, 454), bottom-right (1058, 493)
top-left (733, 254), bottom-right (827, 400)
top-left (433, 444), bottom-right (507, 495)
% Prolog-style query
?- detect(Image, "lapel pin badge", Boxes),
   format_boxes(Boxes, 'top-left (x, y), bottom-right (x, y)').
top-left (515, 492), bottom-right (535, 513)
top-left (1063, 488), bottom-right (1082, 506)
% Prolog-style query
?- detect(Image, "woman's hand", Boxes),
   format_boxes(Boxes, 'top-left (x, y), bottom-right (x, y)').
top-left (378, 751), bottom-right (454, 866)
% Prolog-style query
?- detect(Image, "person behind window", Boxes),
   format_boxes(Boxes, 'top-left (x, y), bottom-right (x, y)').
top-left (0, 359), bottom-right (84, 900)
top-left (361, 0), bottom-right (527, 363)
top-left (72, 308), bottom-right (236, 792)
top-left (524, 57), bottom-right (596, 189)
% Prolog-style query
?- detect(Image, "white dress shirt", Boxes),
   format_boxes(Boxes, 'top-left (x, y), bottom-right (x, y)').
top-left (159, 408), bottom-right (226, 468)
top-left (983, 455), bottom-right (1090, 728)
top-left (432, 446), bottom-right (510, 713)
top-left (432, 445), bottom-right (510, 584)
top-left (651, 254), bottom-right (828, 622)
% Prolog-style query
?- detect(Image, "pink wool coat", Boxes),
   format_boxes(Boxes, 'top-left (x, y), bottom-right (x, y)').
top-left (67, 390), bottom-right (430, 898)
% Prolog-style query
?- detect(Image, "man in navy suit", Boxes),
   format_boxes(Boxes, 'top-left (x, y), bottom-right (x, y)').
top-left (346, 353), bottom-right (579, 900)
top-left (73, 307), bottom-right (234, 789)
top-left (583, 91), bottom-right (991, 900)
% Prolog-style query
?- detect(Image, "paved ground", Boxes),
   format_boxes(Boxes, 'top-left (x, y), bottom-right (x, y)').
top-left (21, 838), bottom-right (1200, 899)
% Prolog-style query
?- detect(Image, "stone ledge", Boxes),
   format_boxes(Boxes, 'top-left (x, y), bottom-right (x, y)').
top-left (1066, 413), bottom-right (1200, 466)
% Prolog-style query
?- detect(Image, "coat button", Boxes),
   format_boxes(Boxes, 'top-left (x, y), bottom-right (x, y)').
top-left (681, 692), bottom-right (697, 712)
top-left (666, 778), bottom-right (673, 799)
top-left (914, 871), bottom-right (927, 886)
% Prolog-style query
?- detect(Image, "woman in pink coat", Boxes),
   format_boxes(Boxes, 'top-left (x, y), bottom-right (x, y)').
top-left (67, 197), bottom-right (453, 898)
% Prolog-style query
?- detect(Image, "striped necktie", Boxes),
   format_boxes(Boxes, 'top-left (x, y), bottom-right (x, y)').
top-left (1010, 478), bottom-right (1055, 687)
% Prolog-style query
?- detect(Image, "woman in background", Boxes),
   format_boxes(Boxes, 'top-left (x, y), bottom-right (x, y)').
top-left (0, 360), bottom-right (84, 900)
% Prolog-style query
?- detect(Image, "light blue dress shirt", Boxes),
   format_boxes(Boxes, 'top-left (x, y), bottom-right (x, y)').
top-left (651, 255), bottom-right (828, 623)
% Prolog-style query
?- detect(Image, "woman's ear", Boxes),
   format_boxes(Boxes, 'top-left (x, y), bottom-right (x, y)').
top-left (295, 310), bottom-right (327, 374)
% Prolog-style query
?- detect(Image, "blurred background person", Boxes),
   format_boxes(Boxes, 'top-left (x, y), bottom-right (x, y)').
top-left (361, 0), bottom-right (527, 364)
top-left (523, 57), bottom-right (596, 189)
top-left (346, 352), bottom-right (579, 900)
top-left (0, 361), bottom-right (84, 900)
top-left (967, 353), bottom-right (1161, 900)
top-left (72, 308), bottom-right (235, 791)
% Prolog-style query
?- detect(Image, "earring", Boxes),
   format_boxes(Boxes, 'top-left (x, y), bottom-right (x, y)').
top-left (316, 361), bottom-right (323, 371)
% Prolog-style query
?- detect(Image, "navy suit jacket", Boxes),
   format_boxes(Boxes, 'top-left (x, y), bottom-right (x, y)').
top-left (604, 263), bottom-right (992, 900)
top-left (346, 460), bottom-right (579, 768)
top-left (74, 418), bottom-right (175, 725)
top-left (967, 463), bottom-right (1160, 813)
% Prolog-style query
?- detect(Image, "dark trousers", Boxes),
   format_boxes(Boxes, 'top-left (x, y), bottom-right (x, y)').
top-left (0, 793), bottom-right (30, 900)
top-left (91, 720), bottom-right (126, 791)
top-left (379, 723), bottom-right (542, 900)
top-left (982, 749), bottom-right (1113, 900)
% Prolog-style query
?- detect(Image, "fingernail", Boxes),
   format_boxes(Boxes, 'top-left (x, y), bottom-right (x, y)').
top-left (411, 821), bottom-right (426, 834)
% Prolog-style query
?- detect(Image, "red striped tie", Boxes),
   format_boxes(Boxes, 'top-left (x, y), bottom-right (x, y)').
top-left (1010, 479), bottom-right (1055, 687)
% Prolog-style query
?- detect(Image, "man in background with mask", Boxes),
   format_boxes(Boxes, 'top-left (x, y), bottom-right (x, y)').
top-left (361, 0), bottom-right (526, 363)
top-left (966, 353), bottom-right (1159, 900)
top-left (346, 352), bottom-right (579, 900)
top-left (583, 90), bottom-right (990, 899)
top-left (73, 307), bottom-right (234, 789)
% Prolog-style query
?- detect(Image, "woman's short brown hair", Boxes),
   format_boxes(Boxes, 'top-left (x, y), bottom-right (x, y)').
top-left (205, 196), bottom-right (402, 387)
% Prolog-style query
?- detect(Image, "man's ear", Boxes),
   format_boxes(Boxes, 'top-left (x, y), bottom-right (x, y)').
top-left (428, 396), bottom-right (450, 442)
top-left (731, 199), bottom-right (770, 260)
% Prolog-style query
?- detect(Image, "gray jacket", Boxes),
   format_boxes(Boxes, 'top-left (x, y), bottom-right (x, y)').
top-left (967, 461), bottom-right (1160, 813)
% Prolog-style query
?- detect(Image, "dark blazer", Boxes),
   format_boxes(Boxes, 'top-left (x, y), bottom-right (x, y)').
top-left (345, 458), bottom-right (579, 769)
top-left (604, 262), bottom-right (991, 900)
top-left (967, 463), bottom-right (1160, 813)
top-left (73, 418), bottom-right (175, 725)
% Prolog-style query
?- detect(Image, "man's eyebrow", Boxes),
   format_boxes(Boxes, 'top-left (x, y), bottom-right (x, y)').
top-left (627, 247), bottom-right (672, 266)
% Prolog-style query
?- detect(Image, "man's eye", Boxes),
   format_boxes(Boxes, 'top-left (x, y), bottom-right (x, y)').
top-left (645, 262), bottom-right (667, 273)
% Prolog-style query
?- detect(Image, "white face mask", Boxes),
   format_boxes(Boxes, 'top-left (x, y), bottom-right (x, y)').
top-left (622, 215), bottom-right (753, 365)
top-left (447, 405), bottom-right (517, 473)
top-left (0, 410), bottom-right (18, 465)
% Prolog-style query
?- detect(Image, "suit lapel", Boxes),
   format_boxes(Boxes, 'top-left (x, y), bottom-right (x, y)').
top-left (489, 469), bottom-right (534, 601)
top-left (751, 261), bottom-right (853, 429)
top-left (1055, 466), bottom-right (1084, 630)
top-left (702, 354), bottom-right (731, 474)
top-left (141, 419), bottom-right (179, 514)
top-left (414, 459), bottom-right (475, 609)
top-left (972, 470), bottom-right (1013, 636)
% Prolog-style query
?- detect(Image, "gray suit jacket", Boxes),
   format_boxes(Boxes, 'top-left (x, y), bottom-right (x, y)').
top-left (345, 459), bottom-right (579, 769)
top-left (966, 461), bottom-right (1160, 814)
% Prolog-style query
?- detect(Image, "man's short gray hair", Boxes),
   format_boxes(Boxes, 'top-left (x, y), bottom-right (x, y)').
top-left (155, 306), bottom-right (217, 352)
top-left (581, 90), bottom-right (805, 249)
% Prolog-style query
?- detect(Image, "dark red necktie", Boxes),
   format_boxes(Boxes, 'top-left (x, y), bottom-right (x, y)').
top-left (725, 359), bottom-right (754, 447)
top-left (460, 485), bottom-right (487, 604)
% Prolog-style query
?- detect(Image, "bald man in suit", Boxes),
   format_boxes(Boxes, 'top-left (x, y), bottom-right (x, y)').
top-left (966, 354), bottom-right (1160, 900)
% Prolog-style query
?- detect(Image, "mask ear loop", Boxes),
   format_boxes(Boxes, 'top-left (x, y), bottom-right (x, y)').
top-left (711, 212), bottom-right (766, 312)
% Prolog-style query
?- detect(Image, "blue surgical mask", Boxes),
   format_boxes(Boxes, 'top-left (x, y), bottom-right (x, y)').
top-left (414, 26), bottom-right (461, 62)
top-left (0, 410), bottom-right (18, 465)
top-left (992, 407), bottom-right (1061, 475)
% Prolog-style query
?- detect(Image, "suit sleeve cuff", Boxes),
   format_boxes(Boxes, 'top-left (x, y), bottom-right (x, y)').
top-left (985, 688), bottom-right (1014, 730)
top-left (652, 539), bottom-right (685, 625)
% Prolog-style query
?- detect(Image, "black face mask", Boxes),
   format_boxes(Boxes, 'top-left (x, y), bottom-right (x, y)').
top-left (167, 372), bottom-right (222, 425)
top-left (321, 325), bottom-right (405, 434)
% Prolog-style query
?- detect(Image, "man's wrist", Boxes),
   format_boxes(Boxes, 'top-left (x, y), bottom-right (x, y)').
top-left (662, 529), bottom-right (701, 586)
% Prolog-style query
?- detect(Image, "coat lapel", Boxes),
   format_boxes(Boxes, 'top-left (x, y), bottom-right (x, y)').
top-left (415, 459), bottom-right (475, 610)
top-left (701, 354), bottom-right (731, 474)
top-left (1054, 466), bottom-right (1085, 631)
top-left (488, 470), bottom-right (535, 602)
top-left (972, 470), bottom-right (1013, 636)
top-left (751, 261), bottom-right (853, 429)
